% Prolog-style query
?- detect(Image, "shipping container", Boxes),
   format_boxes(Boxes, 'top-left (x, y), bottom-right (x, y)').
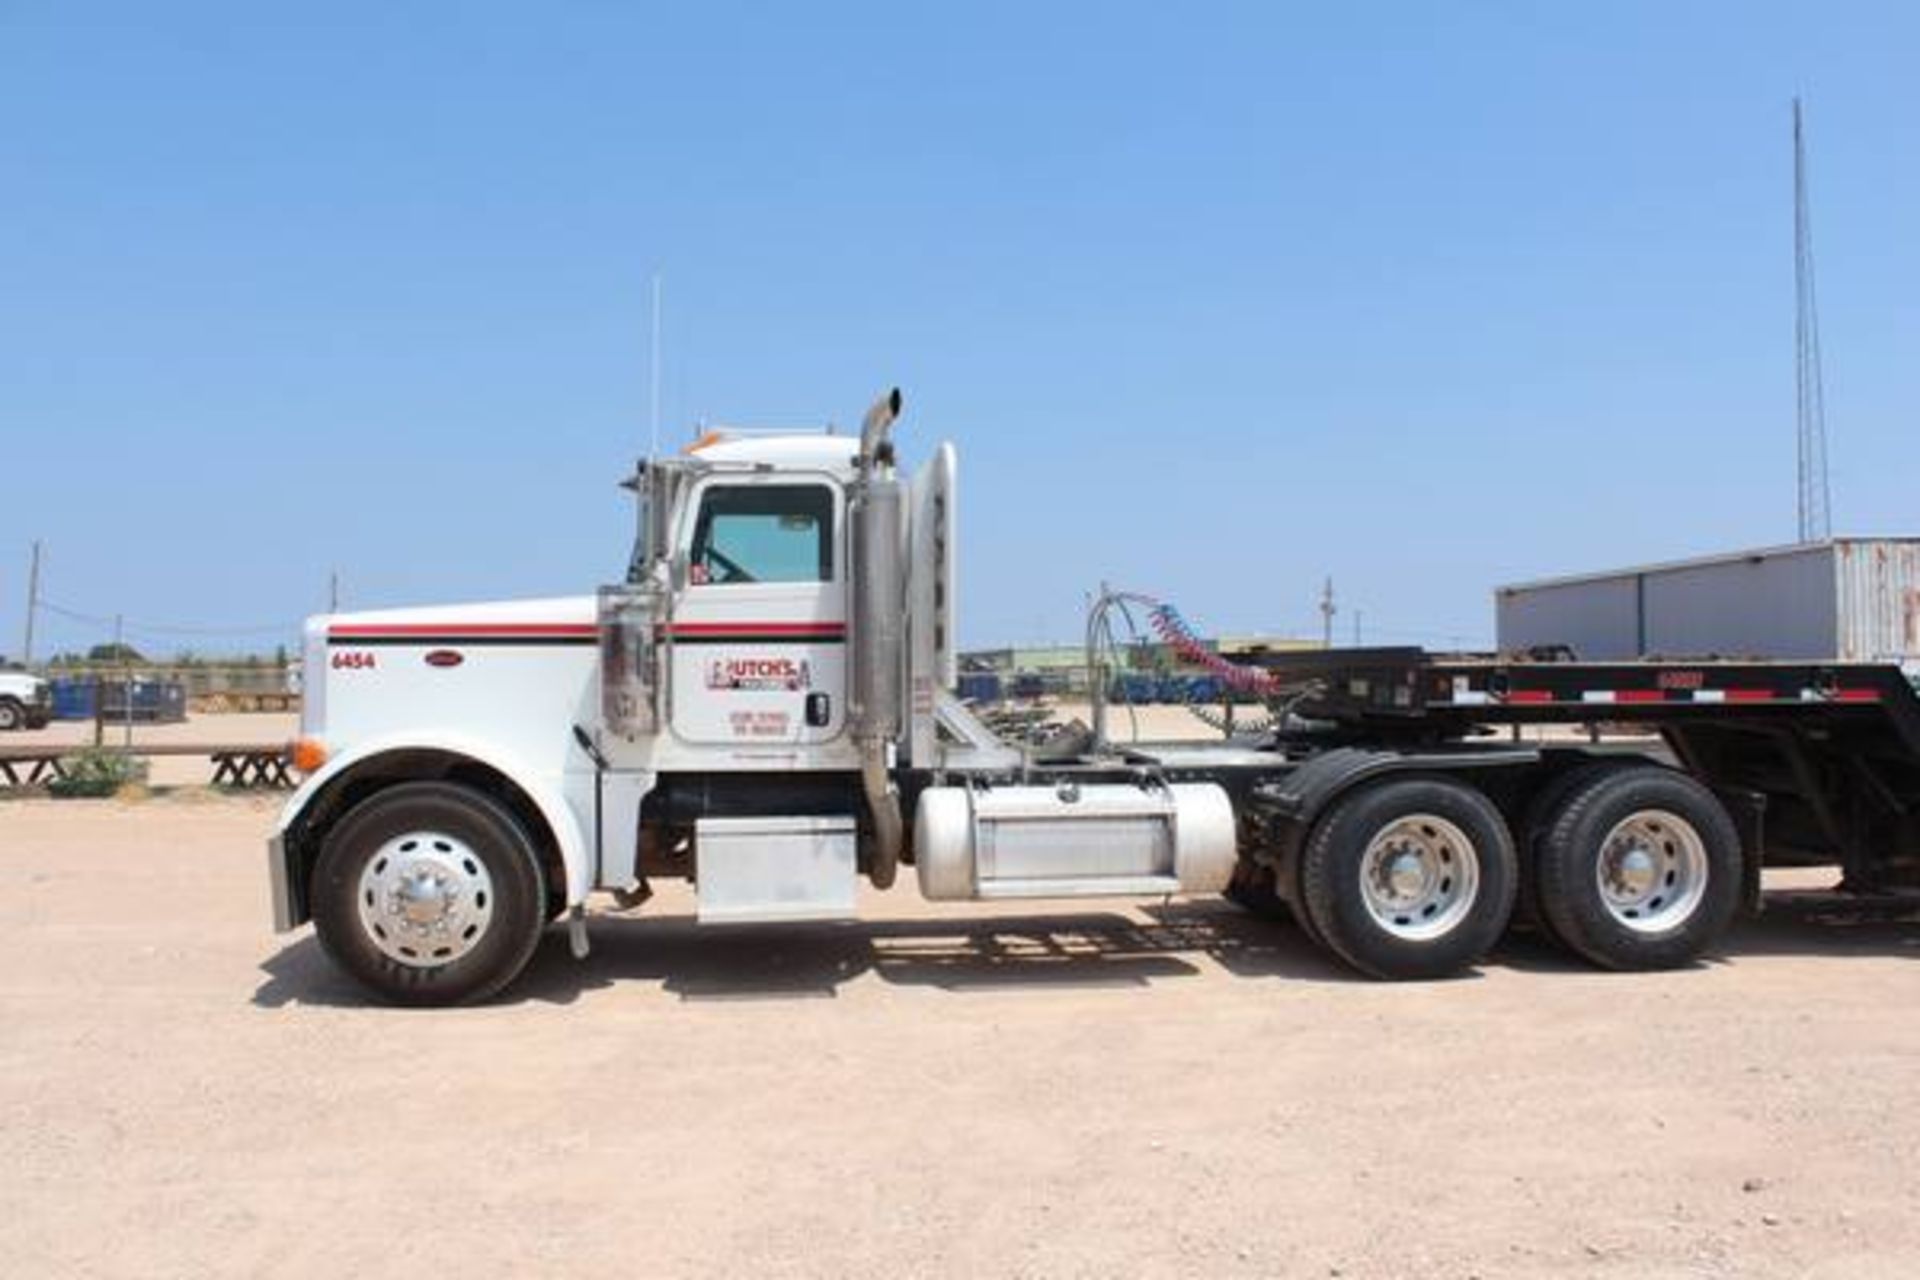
top-left (1496, 538), bottom-right (1920, 667)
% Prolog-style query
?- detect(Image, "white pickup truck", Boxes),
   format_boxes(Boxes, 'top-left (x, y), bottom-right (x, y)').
top-left (0, 668), bottom-right (53, 731)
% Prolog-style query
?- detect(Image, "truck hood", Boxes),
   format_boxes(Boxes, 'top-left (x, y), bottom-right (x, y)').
top-left (317, 595), bottom-right (596, 636)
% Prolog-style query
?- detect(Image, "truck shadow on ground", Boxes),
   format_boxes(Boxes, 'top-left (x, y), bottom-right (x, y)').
top-left (253, 899), bottom-right (1356, 1009)
top-left (1490, 889), bottom-right (1920, 975)
top-left (252, 891), bottom-right (1920, 1009)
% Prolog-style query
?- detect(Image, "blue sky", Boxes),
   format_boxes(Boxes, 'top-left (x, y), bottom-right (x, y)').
top-left (4, 2), bottom-right (1916, 657)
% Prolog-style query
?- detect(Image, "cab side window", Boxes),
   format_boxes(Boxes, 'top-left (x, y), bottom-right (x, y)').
top-left (689, 484), bottom-right (834, 585)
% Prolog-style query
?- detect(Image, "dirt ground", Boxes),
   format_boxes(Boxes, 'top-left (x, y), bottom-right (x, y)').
top-left (3, 795), bottom-right (1919, 1280)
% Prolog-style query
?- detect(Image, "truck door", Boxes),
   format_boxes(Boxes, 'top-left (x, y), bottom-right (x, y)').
top-left (668, 477), bottom-right (847, 747)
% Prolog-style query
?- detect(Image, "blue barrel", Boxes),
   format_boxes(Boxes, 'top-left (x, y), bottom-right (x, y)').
top-left (50, 677), bottom-right (97, 720)
top-left (957, 671), bottom-right (1002, 704)
top-left (1185, 674), bottom-right (1224, 703)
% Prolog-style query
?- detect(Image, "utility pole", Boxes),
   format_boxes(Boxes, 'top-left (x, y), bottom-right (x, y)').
top-left (117, 613), bottom-right (133, 748)
top-left (1319, 577), bottom-right (1337, 649)
top-left (329, 570), bottom-right (340, 614)
top-left (22, 540), bottom-right (41, 667)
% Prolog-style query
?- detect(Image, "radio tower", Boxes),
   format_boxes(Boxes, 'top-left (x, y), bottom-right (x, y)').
top-left (1793, 97), bottom-right (1832, 543)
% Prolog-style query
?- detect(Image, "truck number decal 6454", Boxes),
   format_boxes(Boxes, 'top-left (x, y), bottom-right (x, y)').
top-left (331, 651), bottom-right (377, 670)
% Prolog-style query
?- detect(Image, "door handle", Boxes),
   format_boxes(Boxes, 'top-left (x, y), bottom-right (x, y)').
top-left (805, 693), bottom-right (831, 727)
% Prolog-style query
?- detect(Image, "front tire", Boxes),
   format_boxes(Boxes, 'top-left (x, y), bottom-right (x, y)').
top-left (311, 782), bottom-right (549, 1006)
top-left (1300, 777), bottom-right (1517, 980)
top-left (1534, 766), bottom-right (1741, 970)
top-left (0, 699), bottom-right (23, 732)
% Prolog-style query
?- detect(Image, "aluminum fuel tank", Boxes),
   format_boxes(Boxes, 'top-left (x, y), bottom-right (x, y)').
top-left (913, 781), bottom-right (1237, 901)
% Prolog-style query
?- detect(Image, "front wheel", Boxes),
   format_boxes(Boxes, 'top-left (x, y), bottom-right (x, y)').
top-left (1534, 766), bottom-right (1741, 970)
top-left (0, 699), bottom-right (23, 732)
top-left (311, 782), bottom-right (549, 1006)
top-left (1300, 777), bottom-right (1517, 980)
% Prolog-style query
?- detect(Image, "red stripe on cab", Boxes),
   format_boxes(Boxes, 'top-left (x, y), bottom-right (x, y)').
top-left (329, 622), bottom-right (596, 638)
top-left (665, 621), bottom-right (846, 636)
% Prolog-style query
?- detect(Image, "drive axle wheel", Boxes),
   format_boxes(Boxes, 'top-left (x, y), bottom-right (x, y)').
top-left (1534, 767), bottom-right (1741, 970)
top-left (0, 699), bottom-right (23, 732)
top-left (1300, 777), bottom-right (1517, 980)
top-left (312, 782), bottom-right (548, 1006)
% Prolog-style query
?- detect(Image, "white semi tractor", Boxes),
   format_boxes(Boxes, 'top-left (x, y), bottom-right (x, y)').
top-left (269, 390), bottom-right (1920, 1004)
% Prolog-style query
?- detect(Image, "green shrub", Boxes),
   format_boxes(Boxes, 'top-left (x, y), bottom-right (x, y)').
top-left (48, 747), bottom-right (150, 799)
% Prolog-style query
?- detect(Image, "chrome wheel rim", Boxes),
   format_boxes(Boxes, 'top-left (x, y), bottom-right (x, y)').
top-left (1358, 814), bottom-right (1480, 940)
top-left (356, 831), bottom-right (495, 967)
top-left (1595, 809), bottom-right (1708, 933)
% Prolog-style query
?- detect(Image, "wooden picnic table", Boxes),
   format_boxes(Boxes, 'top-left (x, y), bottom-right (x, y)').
top-left (0, 743), bottom-right (296, 790)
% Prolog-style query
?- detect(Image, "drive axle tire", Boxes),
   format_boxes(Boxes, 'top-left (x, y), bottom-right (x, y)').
top-left (311, 782), bottom-right (549, 1006)
top-left (1534, 766), bottom-right (1741, 971)
top-left (0, 699), bottom-right (23, 732)
top-left (1300, 777), bottom-right (1517, 980)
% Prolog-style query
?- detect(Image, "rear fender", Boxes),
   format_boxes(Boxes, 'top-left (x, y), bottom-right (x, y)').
top-left (1250, 746), bottom-right (1541, 886)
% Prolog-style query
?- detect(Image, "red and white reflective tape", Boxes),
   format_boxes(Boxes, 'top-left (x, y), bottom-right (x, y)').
top-left (1439, 684), bottom-right (1880, 707)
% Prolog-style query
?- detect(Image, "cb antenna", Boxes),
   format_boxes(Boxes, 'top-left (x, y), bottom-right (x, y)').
top-left (649, 271), bottom-right (663, 460)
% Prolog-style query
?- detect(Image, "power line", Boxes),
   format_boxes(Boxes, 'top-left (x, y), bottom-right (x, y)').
top-left (35, 598), bottom-right (297, 638)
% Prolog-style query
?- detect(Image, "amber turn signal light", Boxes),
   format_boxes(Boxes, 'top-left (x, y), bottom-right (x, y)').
top-left (290, 738), bottom-right (329, 774)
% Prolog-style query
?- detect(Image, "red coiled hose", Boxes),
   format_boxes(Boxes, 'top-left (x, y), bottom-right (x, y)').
top-left (1147, 603), bottom-right (1283, 696)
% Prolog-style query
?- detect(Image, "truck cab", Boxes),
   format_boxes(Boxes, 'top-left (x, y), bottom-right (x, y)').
top-left (626, 432), bottom-right (863, 760)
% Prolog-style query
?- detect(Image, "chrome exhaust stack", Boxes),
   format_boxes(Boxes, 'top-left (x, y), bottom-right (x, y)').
top-left (850, 387), bottom-right (906, 888)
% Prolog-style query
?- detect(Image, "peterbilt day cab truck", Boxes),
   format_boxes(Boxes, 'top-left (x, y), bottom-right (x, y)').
top-left (269, 390), bottom-right (1920, 1004)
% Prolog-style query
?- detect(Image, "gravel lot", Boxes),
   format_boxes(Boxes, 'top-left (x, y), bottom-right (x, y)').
top-left (3, 794), bottom-right (1919, 1279)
